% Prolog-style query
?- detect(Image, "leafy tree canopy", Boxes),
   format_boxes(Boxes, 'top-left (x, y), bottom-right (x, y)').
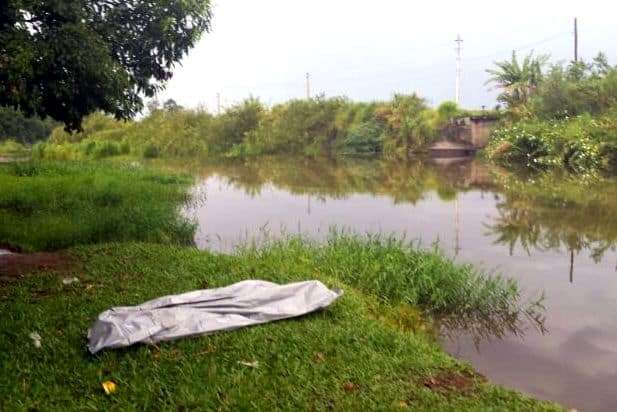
top-left (0, 0), bottom-right (211, 130)
top-left (486, 51), bottom-right (548, 107)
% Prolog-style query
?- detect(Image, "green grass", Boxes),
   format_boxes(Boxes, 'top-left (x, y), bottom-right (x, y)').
top-left (0, 139), bottom-right (29, 157)
top-left (236, 234), bottom-right (544, 336)
top-left (0, 158), bottom-right (558, 410)
top-left (0, 240), bottom-right (561, 411)
top-left (0, 160), bottom-right (195, 251)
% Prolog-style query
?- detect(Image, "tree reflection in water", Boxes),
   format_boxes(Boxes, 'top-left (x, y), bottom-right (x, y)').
top-left (161, 155), bottom-right (617, 343)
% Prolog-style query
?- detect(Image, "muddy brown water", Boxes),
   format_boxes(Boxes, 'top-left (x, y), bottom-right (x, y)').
top-left (182, 156), bottom-right (617, 412)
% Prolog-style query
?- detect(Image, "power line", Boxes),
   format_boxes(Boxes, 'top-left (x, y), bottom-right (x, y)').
top-left (465, 31), bottom-right (570, 62)
top-left (193, 27), bottom-right (576, 111)
top-left (213, 31), bottom-right (571, 94)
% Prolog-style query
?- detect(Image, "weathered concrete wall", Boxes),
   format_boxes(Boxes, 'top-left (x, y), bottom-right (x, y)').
top-left (453, 118), bottom-right (497, 148)
top-left (469, 119), bottom-right (496, 148)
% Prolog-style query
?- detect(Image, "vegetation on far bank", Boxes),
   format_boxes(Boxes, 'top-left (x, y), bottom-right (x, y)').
top-left (0, 107), bottom-right (58, 146)
top-left (484, 53), bottom-right (617, 172)
top-left (28, 95), bottom-right (485, 161)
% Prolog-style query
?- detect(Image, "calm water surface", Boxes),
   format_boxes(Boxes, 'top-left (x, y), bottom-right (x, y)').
top-left (183, 156), bottom-right (617, 412)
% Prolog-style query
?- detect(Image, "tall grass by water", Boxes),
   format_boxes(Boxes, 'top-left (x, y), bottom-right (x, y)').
top-left (37, 95), bottom-right (472, 161)
top-left (0, 161), bottom-right (195, 251)
top-left (235, 233), bottom-right (544, 338)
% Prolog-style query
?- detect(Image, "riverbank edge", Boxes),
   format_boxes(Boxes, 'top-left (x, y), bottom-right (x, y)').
top-left (0, 242), bottom-right (563, 411)
top-left (0, 158), bottom-right (562, 410)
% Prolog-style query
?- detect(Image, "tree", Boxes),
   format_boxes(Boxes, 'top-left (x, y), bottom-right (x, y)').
top-left (163, 98), bottom-right (183, 112)
top-left (0, 1), bottom-right (212, 130)
top-left (0, 106), bottom-right (57, 143)
top-left (486, 51), bottom-right (548, 108)
top-left (376, 94), bottom-right (431, 156)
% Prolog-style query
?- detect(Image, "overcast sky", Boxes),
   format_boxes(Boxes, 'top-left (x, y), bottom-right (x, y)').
top-left (157, 0), bottom-right (617, 111)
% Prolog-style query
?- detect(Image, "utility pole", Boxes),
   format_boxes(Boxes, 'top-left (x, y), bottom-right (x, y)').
top-left (305, 72), bottom-right (311, 99)
top-left (574, 18), bottom-right (579, 62)
top-left (216, 92), bottom-right (221, 114)
top-left (455, 34), bottom-right (463, 105)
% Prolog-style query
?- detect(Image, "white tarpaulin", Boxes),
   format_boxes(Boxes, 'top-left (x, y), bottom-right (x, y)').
top-left (87, 280), bottom-right (342, 353)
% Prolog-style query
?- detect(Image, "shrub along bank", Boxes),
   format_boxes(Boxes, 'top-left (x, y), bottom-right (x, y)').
top-left (485, 112), bottom-right (617, 172)
top-left (36, 95), bottom-right (468, 160)
top-left (484, 52), bottom-right (617, 173)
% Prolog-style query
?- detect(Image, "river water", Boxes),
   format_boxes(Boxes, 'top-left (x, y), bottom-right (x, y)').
top-left (183, 156), bottom-right (617, 412)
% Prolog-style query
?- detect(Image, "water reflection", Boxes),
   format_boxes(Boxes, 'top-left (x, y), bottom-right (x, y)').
top-left (175, 155), bottom-right (617, 268)
top-left (173, 155), bottom-right (617, 411)
top-left (437, 292), bottom-right (548, 349)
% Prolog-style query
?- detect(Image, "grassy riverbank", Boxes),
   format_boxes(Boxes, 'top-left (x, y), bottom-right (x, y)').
top-left (0, 158), bottom-right (561, 410)
top-left (0, 161), bottom-right (194, 251)
top-left (0, 239), bottom-right (558, 411)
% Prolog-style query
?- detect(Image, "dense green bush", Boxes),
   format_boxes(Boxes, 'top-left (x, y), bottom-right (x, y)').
top-left (336, 121), bottom-right (384, 154)
top-left (242, 97), bottom-right (348, 155)
top-left (485, 52), bottom-right (617, 172)
top-left (0, 107), bottom-right (57, 144)
top-left (143, 144), bottom-right (160, 158)
top-left (208, 98), bottom-right (265, 152)
top-left (376, 94), bottom-right (437, 158)
top-left (485, 115), bottom-right (612, 171)
top-left (91, 141), bottom-right (121, 159)
top-left (530, 57), bottom-right (617, 119)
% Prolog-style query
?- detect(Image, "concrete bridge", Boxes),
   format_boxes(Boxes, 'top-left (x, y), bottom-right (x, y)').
top-left (429, 116), bottom-right (498, 158)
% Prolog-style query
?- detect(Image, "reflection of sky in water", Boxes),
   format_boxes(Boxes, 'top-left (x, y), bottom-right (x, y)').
top-left (185, 162), bottom-right (617, 412)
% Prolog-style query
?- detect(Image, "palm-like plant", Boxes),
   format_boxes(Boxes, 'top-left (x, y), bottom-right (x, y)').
top-left (486, 51), bottom-right (548, 108)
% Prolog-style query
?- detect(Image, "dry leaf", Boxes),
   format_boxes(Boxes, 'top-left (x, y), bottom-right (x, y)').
top-left (342, 382), bottom-right (358, 393)
top-left (313, 352), bottom-right (325, 363)
top-left (238, 360), bottom-right (259, 368)
top-left (102, 380), bottom-right (117, 395)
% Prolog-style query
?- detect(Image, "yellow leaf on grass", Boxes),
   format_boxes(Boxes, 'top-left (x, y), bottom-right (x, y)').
top-left (102, 381), bottom-right (117, 395)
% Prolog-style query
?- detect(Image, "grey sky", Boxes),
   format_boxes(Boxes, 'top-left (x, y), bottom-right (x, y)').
top-left (158, 0), bottom-right (617, 111)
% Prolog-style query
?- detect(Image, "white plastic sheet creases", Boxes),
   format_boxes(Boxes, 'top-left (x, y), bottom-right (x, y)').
top-left (87, 280), bottom-right (342, 353)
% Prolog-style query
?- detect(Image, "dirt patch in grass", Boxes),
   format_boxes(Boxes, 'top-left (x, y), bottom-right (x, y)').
top-left (0, 251), bottom-right (74, 279)
top-left (422, 369), bottom-right (485, 396)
